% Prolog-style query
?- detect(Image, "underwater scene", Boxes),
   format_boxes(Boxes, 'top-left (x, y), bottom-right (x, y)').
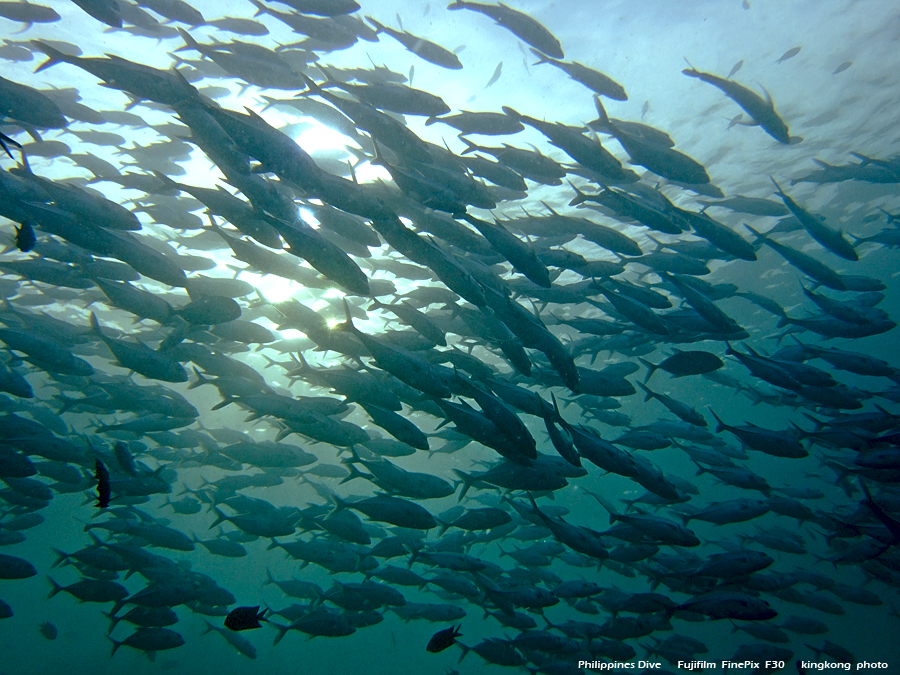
top-left (1, 0), bottom-right (899, 673)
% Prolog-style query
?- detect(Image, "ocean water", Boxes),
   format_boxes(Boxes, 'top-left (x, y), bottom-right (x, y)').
top-left (1, 1), bottom-right (899, 673)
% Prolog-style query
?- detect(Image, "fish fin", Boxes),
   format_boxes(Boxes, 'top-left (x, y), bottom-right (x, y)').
top-left (500, 105), bottom-right (521, 121)
top-left (364, 15), bottom-right (384, 32)
top-left (757, 82), bottom-right (775, 108)
top-left (175, 26), bottom-right (200, 52)
top-left (299, 72), bottom-right (323, 96)
top-left (88, 312), bottom-right (103, 336)
top-left (592, 94), bottom-right (610, 125)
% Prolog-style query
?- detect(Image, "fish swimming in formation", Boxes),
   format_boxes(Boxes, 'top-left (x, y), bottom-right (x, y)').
top-left (0, 1), bottom-right (897, 673)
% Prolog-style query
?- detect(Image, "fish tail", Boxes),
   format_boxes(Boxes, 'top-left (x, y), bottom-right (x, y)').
top-left (452, 469), bottom-right (475, 502)
top-left (49, 548), bottom-right (69, 569)
top-left (209, 506), bottom-right (229, 530)
top-left (31, 40), bottom-right (67, 73)
top-left (742, 223), bottom-right (766, 246)
top-left (456, 642), bottom-right (471, 663)
top-left (638, 357), bottom-right (658, 383)
top-left (708, 407), bottom-right (727, 433)
top-left (102, 610), bottom-right (121, 634)
top-left (210, 395), bottom-right (236, 411)
top-left (636, 381), bottom-right (653, 402)
top-left (187, 367), bottom-right (211, 390)
top-left (176, 27), bottom-right (201, 52)
top-left (328, 492), bottom-right (349, 512)
top-left (338, 462), bottom-right (366, 485)
top-left (584, 488), bottom-right (618, 522)
top-left (299, 72), bottom-right (323, 96)
top-left (458, 136), bottom-right (482, 155)
top-left (201, 620), bottom-right (216, 636)
top-left (566, 179), bottom-right (589, 206)
top-left (47, 576), bottom-right (63, 598)
top-left (271, 622), bottom-right (291, 646)
top-left (150, 170), bottom-right (179, 193)
top-left (248, 0), bottom-right (268, 17)
top-left (528, 47), bottom-right (551, 65)
top-left (109, 636), bottom-right (122, 657)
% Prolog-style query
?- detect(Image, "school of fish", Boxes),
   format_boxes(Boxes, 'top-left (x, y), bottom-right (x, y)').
top-left (0, 0), bottom-right (899, 673)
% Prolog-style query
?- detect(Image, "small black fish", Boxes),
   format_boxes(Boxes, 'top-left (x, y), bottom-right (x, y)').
top-left (39, 620), bottom-right (57, 640)
top-left (14, 222), bottom-right (36, 253)
top-left (426, 624), bottom-right (462, 653)
top-left (224, 606), bottom-right (267, 631)
top-left (94, 459), bottom-right (110, 508)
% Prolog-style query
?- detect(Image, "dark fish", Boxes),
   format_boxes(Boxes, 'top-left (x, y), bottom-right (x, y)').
top-left (320, 68), bottom-right (450, 117)
top-left (0, 2), bottom-right (60, 26)
top-left (109, 627), bottom-right (185, 661)
top-left (594, 96), bottom-right (709, 184)
top-left (265, 0), bottom-right (360, 16)
top-left (833, 60), bottom-right (852, 74)
top-left (770, 177), bottom-right (858, 261)
top-left (640, 350), bottom-right (723, 382)
top-left (683, 64), bottom-right (792, 144)
top-left (224, 605), bottom-right (268, 631)
top-left (0, 553), bottom-right (37, 579)
top-left (14, 221), bottom-right (36, 253)
top-left (135, 0), bottom-right (205, 25)
top-left (776, 46), bottom-right (801, 63)
top-left (38, 620), bottom-right (57, 640)
top-left (94, 459), bottom-right (111, 508)
top-left (338, 299), bottom-right (452, 399)
top-left (366, 16), bottom-right (463, 70)
top-left (0, 74), bottom-right (68, 128)
top-left (89, 313), bottom-right (188, 383)
top-left (426, 109), bottom-right (523, 135)
top-left (31, 41), bottom-right (201, 106)
top-left (427, 624), bottom-right (463, 653)
top-left (447, 1), bottom-right (563, 59)
top-left (529, 48), bottom-right (626, 100)
top-left (745, 225), bottom-right (847, 291)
